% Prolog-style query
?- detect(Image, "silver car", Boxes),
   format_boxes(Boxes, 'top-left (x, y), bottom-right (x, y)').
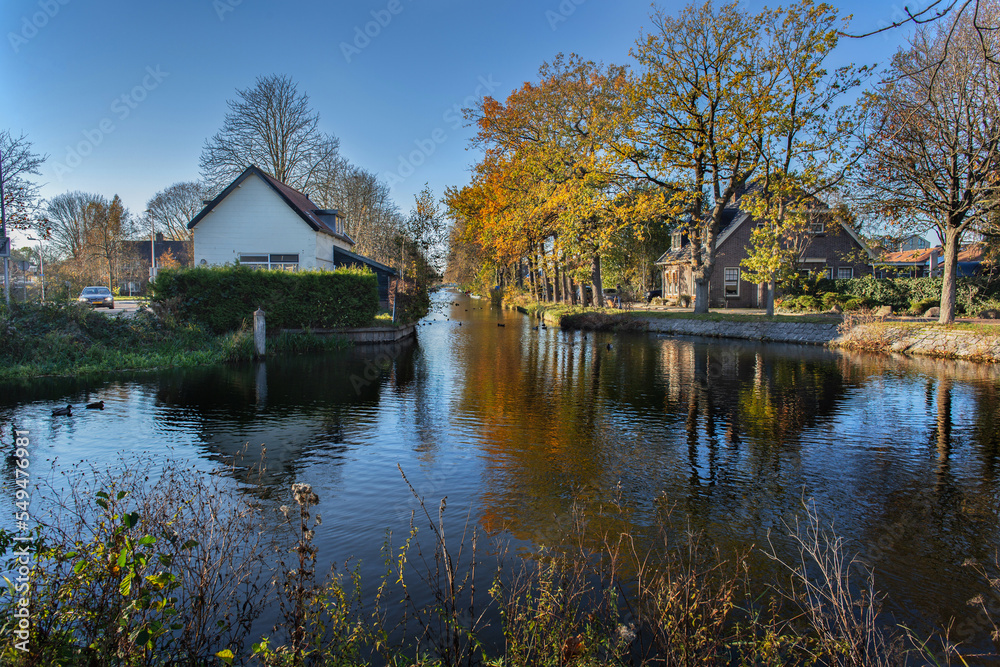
top-left (78, 286), bottom-right (115, 309)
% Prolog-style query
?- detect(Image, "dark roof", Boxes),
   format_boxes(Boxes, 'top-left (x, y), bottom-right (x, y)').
top-left (333, 246), bottom-right (397, 276)
top-left (121, 239), bottom-right (191, 265)
top-left (188, 165), bottom-right (356, 246)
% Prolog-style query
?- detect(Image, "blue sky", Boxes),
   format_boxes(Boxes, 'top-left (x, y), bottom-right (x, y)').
top-left (2, 0), bottom-right (912, 247)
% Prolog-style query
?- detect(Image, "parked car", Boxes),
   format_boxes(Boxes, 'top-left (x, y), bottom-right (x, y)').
top-left (644, 289), bottom-right (662, 303)
top-left (78, 286), bottom-right (114, 309)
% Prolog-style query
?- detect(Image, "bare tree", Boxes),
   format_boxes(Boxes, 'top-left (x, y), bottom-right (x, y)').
top-left (313, 163), bottom-right (402, 266)
top-left (1, 130), bottom-right (46, 232)
top-left (45, 192), bottom-right (106, 260)
top-left (199, 74), bottom-right (341, 193)
top-left (144, 181), bottom-right (210, 240)
top-left (859, 7), bottom-right (1000, 323)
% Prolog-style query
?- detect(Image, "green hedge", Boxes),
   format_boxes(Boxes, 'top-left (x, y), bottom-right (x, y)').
top-left (831, 275), bottom-right (1000, 314)
top-left (150, 266), bottom-right (378, 333)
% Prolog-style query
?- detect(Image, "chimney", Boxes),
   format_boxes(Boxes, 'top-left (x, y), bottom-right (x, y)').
top-left (929, 248), bottom-right (939, 276)
top-left (155, 232), bottom-right (164, 242)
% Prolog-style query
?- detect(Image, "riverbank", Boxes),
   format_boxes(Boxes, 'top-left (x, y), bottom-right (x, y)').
top-left (0, 302), bottom-right (353, 382)
top-left (507, 299), bottom-right (1000, 363)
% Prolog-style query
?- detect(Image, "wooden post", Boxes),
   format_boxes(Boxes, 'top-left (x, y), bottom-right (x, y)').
top-left (254, 309), bottom-right (266, 358)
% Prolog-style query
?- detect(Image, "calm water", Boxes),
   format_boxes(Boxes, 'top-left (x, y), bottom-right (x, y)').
top-left (3, 289), bottom-right (999, 656)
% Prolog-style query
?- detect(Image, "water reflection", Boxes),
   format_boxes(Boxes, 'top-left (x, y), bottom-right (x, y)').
top-left (2, 292), bottom-right (999, 657)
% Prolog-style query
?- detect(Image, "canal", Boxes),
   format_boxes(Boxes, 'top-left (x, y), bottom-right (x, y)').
top-left (2, 288), bottom-right (999, 659)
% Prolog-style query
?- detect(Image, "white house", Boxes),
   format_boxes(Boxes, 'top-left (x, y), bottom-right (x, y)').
top-left (188, 165), bottom-right (398, 304)
top-left (188, 164), bottom-right (356, 271)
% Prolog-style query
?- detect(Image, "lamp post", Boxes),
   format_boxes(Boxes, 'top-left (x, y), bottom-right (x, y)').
top-left (27, 235), bottom-right (43, 302)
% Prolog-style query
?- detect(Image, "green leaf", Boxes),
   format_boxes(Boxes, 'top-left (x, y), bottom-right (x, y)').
top-left (124, 511), bottom-right (140, 528)
top-left (216, 648), bottom-right (235, 664)
top-left (117, 548), bottom-right (128, 569)
top-left (138, 535), bottom-right (157, 546)
top-left (119, 572), bottom-right (133, 596)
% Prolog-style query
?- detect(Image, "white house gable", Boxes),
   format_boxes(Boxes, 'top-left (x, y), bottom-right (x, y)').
top-left (192, 173), bottom-right (319, 270)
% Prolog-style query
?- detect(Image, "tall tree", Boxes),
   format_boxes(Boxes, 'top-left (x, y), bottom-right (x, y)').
top-left (860, 4), bottom-right (1000, 323)
top-left (86, 195), bottom-right (133, 290)
top-left (1, 130), bottom-right (46, 232)
top-left (199, 74), bottom-right (341, 194)
top-left (45, 192), bottom-right (107, 260)
top-left (145, 181), bottom-right (211, 241)
top-left (616, 0), bottom-right (852, 313)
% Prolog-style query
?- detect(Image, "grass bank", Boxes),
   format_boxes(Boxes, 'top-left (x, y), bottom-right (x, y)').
top-left (509, 297), bottom-right (838, 331)
top-left (1, 455), bottom-right (991, 666)
top-left (0, 302), bottom-right (351, 382)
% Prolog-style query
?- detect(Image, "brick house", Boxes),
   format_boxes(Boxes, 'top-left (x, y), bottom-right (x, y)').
top-left (655, 194), bottom-right (875, 308)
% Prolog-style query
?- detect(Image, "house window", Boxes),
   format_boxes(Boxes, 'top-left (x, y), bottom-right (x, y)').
top-left (724, 267), bottom-right (740, 298)
top-left (239, 253), bottom-right (300, 271)
top-left (837, 267), bottom-right (853, 280)
top-left (671, 232), bottom-right (683, 250)
top-left (825, 268), bottom-right (833, 280)
top-left (809, 218), bottom-right (826, 234)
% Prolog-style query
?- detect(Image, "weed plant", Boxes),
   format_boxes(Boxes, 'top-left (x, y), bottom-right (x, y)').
top-left (0, 458), bottom-right (989, 666)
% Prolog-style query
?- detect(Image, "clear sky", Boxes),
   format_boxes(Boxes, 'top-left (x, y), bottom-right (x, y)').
top-left (2, 0), bottom-right (913, 248)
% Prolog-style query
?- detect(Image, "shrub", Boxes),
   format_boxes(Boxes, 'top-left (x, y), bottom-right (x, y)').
top-left (908, 297), bottom-right (940, 316)
top-left (821, 292), bottom-right (850, 310)
top-left (150, 266), bottom-right (378, 333)
top-left (679, 293), bottom-right (692, 307)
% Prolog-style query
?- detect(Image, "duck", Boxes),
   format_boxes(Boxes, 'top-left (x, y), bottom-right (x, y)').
top-left (86, 400), bottom-right (105, 410)
top-left (52, 405), bottom-right (72, 416)
top-left (606, 343), bottom-right (613, 351)
top-left (497, 323), bottom-right (505, 327)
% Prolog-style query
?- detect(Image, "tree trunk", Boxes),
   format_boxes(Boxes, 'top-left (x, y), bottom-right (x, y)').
top-left (939, 228), bottom-right (961, 324)
top-left (693, 270), bottom-right (710, 313)
top-left (591, 254), bottom-right (605, 308)
top-left (562, 264), bottom-right (572, 304)
top-left (553, 261), bottom-right (561, 303)
top-left (766, 279), bottom-right (775, 317)
top-left (578, 281), bottom-right (588, 306)
top-left (527, 256), bottom-right (537, 300)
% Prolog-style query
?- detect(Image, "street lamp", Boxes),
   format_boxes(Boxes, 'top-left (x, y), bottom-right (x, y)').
top-left (26, 235), bottom-right (43, 302)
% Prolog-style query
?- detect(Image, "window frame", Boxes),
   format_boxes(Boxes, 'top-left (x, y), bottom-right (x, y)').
top-left (724, 267), bottom-right (740, 298)
top-left (239, 253), bottom-right (300, 271)
top-left (837, 266), bottom-right (854, 280)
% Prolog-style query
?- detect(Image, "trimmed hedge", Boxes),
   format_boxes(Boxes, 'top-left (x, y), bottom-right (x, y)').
top-left (150, 266), bottom-right (379, 333)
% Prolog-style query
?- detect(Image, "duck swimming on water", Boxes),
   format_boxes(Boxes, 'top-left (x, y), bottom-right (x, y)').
top-left (86, 400), bottom-right (105, 410)
top-left (52, 405), bottom-right (72, 416)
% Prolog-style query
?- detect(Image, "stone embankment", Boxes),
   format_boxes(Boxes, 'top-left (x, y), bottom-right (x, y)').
top-left (641, 317), bottom-right (1000, 363)
top-left (644, 318), bottom-right (840, 346)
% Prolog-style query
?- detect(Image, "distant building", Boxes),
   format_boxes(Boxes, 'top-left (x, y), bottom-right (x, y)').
top-left (878, 244), bottom-right (985, 278)
top-left (118, 233), bottom-right (192, 295)
top-left (655, 186), bottom-right (874, 308)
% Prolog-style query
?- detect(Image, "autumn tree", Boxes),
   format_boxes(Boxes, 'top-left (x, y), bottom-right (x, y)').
top-left (145, 181), bottom-right (210, 240)
top-left (469, 55), bottom-right (635, 306)
top-left (199, 74), bottom-right (342, 194)
top-left (86, 195), bottom-right (133, 290)
top-left (859, 4), bottom-right (1000, 323)
top-left (615, 0), bottom-right (855, 313)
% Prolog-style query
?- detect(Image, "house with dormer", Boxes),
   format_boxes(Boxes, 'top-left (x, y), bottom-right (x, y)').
top-left (188, 165), bottom-right (396, 303)
top-left (655, 188), bottom-right (874, 308)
